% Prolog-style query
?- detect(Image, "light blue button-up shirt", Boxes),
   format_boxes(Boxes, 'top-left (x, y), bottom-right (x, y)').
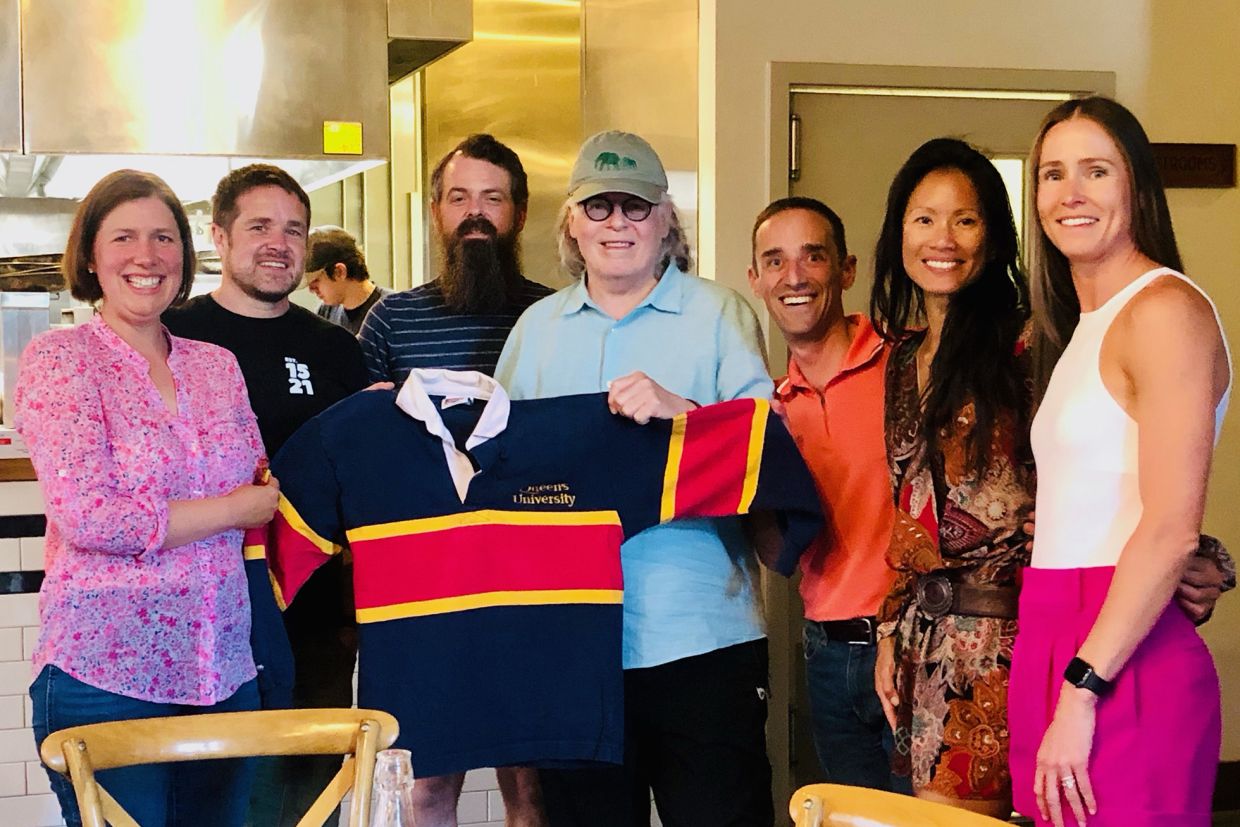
top-left (495, 265), bottom-right (774, 668)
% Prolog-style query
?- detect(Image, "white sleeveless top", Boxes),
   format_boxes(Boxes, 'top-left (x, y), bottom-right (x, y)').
top-left (1030, 268), bottom-right (1232, 569)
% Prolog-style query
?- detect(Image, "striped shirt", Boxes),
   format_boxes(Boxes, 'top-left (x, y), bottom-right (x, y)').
top-left (358, 279), bottom-right (553, 383)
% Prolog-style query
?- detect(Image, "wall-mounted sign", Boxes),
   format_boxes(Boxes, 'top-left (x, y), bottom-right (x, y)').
top-left (1151, 143), bottom-right (1235, 188)
top-left (323, 121), bottom-right (364, 156)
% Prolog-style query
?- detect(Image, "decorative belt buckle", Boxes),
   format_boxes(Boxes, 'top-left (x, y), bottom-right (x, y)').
top-left (916, 574), bottom-right (954, 619)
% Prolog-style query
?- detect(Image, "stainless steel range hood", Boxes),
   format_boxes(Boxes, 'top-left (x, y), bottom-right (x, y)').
top-left (0, 0), bottom-right (471, 203)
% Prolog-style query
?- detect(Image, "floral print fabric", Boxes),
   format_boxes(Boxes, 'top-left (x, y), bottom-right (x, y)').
top-left (15, 314), bottom-right (263, 705)
top-left (877, 332), bottom-right (1034, 801)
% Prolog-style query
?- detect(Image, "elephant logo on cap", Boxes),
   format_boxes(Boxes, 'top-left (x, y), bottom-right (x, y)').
top-left (595, 152), bottom-right (638, 171)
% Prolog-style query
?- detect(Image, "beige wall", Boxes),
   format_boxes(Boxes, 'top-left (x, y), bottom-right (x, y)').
top-left (703, 0), bottom-right (1240, 760)
top-left (1144, 0), bottom-right (1240, 762)
top-left (583, 0), bottom-right (696, 169)
top-left (582, 0), bottom-right (698, 265)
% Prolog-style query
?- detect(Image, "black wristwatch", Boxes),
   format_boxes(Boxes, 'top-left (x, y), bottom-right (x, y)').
top-left (1064, 657), bottom-right (1113, 698)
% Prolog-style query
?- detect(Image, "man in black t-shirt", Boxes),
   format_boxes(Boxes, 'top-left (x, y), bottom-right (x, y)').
top-left (164, 164), bottom-right (365, 827)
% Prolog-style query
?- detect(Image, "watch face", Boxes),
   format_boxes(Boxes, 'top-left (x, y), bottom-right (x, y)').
top-left (1065, 657), bottom-right (1110, 696)
top-left (1065, 658), bottom-right (1090, 686)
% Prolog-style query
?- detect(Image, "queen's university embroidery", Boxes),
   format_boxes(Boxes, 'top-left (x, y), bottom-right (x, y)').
top-left (660, 397), bottom-right (769, 522)
top-left (346, 510), bottom-right (624, 623)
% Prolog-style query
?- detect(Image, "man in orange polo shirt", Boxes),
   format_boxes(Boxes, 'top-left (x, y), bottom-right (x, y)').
top-left (747, 196), bottom-right (903, 791)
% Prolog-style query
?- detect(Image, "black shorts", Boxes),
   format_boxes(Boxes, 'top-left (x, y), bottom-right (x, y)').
top-left (539, 638), bottom-right (773, 827)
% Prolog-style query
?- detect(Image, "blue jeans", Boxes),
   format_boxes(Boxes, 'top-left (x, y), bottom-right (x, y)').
top-left (802, 621), bottom-right (909, 793)
top-left (32, 665), bottom-right (260, 827)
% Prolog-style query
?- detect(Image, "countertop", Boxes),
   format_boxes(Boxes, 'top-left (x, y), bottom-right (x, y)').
top-left (0, 458), bottom-right (36, 482)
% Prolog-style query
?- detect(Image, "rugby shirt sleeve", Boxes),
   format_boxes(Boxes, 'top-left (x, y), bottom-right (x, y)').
top-left (257, 417), bottom-right (347, 609)
top-left (629, 396), bottom-right (823, 576)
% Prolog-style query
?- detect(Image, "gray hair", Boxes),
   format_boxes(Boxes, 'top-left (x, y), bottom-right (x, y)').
top-left (556, 195), bottom-right (693, 280)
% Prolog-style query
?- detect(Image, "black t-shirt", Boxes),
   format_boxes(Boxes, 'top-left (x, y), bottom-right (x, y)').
top-left (164, 295), bottom-right (367, 457)
top-left (164, 295), bottom-right (367, 638)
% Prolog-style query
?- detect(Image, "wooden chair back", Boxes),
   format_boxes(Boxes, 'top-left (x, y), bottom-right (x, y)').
top-left (790, 783), bottom-right (1012, 826)
top-left (40, 707), bottom-right (399, 827)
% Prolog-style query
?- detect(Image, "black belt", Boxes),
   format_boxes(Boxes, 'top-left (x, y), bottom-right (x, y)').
top-left (813, 616), bottom-right (877, 646)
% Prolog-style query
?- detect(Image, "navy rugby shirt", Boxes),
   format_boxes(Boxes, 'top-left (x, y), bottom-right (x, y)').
top-left (248, 369), bottom-right (822, 777)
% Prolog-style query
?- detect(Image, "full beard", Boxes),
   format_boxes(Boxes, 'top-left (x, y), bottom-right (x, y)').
top-left (437, 217), bottom-right (524, 315)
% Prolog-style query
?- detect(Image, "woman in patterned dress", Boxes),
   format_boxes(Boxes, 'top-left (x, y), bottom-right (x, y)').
top-left (870, 138), bottom-right (1034, 820)
top-left (14, 171), bottom-right (281, 827)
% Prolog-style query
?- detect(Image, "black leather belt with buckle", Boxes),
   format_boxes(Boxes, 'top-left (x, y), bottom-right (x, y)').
top-left (815, 616), bottom-right (877, 645)
top-left (914, 573), bottom-right (1018, 620)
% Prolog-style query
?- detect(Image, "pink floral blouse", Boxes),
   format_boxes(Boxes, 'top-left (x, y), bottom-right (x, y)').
top-left (14, 314), bottom-right (264, 705)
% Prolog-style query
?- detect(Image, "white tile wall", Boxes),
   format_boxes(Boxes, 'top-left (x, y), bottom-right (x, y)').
top-left (0, 594), bottom-right (39, 629)
top-left (461, 768), bottom-right (507, 826)
top-left (0, 761), bottom-right (27, 797)
top-left (0, 539), bottom-right (20, 572)
top-left (0, 484), bottom-right (43, 518)
top-left (25, 761), bottom-right (51, 795)
top-left (19, 538), bottom-right (45, 572)
top-left (0, 660), bottom-right (31, 696)
top-left (0, 695), bottom-right (24, 730)
top-left (5, 793), bottom-right (63, 827)
top-left (0, 628), bottom-right (23, 662)
top-left (0, 584), bottom-right (59, 827)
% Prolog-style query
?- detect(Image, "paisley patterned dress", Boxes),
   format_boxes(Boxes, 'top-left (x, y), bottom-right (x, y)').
top-left (877, 332), bottom-right (1034, 801)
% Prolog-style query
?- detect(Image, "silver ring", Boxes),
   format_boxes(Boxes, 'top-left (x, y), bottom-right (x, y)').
top-left (1061, 775), bottom-right (1077, 790)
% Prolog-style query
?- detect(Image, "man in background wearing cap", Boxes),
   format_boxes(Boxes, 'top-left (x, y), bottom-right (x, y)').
top-left (496, 132), bottom-right (776, 826)
top-left (305, 226), bottom-right (392, 335)
top-left (359, 133), bottom-right (551, 386)
top-left (358, 133), bottom-right (552, 826)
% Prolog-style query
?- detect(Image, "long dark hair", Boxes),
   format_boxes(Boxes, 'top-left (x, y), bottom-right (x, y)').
top-left (870, 137), bottom-right (1030, 472)
top-left (1027, 96), bottom-right (1182, 396)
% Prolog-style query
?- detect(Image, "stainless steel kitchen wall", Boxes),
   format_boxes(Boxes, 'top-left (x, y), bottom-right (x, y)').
top-left (0, 0), bottom-right (19, 153)
top-left (389, 0), bottom-right (473, 82)
top-left (19, 0), bottom-right (389, 159)
top-left (421, 0), bottom-right (582, 288)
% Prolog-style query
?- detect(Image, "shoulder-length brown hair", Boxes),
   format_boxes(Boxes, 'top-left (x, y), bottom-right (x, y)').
top-left (63, 170), bottom-right (196, 306)
top-left (1027, 96), bottom-right (1181, 392)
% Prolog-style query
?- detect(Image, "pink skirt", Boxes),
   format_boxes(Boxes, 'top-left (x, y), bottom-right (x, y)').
top-left (1009, 566), bottom-right (1220, 826)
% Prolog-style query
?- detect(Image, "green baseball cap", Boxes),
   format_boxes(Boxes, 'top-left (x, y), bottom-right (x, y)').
top-left (568, 130), bottom-right (668, 204)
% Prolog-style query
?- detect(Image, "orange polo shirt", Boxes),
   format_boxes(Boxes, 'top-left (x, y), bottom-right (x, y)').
top-left (776, 315), bottom-right (897, 622)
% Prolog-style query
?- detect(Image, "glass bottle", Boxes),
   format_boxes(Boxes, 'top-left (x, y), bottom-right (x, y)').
top-left (369, 748), bottom-right (416, 826)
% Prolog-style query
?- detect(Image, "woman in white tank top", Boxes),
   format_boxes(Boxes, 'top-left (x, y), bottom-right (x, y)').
top-left (1008, 96), bottom-right (1233, 827)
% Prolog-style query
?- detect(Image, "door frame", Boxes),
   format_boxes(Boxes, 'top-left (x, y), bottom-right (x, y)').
top-left (759, 62), bottom-right (1116, 809)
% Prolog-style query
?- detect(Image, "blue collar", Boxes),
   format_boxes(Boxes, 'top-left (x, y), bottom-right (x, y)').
top-left (559, 263), bottom-right (687, 318)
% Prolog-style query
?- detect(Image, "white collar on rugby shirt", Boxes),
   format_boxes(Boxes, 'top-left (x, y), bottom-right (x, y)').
top-left (394, 368), bottom-right (511, 502)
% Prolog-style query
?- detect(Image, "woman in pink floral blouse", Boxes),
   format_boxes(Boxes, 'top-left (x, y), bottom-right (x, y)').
top-left (15, 170), bottom-right (280, 827)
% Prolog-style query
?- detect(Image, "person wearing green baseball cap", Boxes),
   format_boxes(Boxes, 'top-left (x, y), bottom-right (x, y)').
top-left (495, 131), bottom-right (778, 826)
